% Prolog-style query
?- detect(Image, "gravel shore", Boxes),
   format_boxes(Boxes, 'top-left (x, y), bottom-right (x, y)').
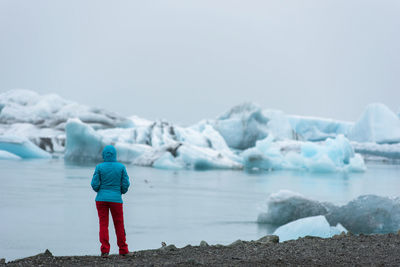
top-left (3, 233), bottom-right (400, 266)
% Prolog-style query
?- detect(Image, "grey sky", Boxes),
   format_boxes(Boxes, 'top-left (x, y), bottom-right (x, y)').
top-left (0, 0), bottom-right (399, 125)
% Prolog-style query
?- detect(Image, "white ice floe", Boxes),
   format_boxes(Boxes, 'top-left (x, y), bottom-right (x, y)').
top-left (349, 103), bottom-right (400, 144)
top-left (273, 215), bottom-right (347, 242)
top-left (0, 136), bottom-right (51, 159)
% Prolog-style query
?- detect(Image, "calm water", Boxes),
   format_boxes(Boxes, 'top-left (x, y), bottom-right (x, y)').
top-left (1, 159), bottom-right (400, 261)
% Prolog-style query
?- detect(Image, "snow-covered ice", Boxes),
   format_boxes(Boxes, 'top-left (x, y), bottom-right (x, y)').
top-left (273, 215), bottom-right (347, 242)
top-left (0, 89), bottom-right (130, 129)
top-left (1, 89), bottom-right (400, 169)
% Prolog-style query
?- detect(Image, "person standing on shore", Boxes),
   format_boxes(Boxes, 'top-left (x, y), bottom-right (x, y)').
top-left (91, 145), bottom-right (133, 258)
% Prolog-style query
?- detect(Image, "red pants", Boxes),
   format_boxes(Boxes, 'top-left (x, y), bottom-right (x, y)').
top-left (96, 201), bottom-right (129, 255)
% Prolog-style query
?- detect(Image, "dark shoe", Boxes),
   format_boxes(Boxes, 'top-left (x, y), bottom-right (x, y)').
top-left (120, 252), bottom-right (134, 257)
top-left (101, 253), bottom-right (109, 258)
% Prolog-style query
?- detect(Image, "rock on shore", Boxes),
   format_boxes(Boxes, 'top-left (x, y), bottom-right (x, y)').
top-left (4, 234), bottom-right (400, 266)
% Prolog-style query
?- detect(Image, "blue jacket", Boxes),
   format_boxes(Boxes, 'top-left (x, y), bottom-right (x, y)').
top-left (91, 145), bottom-right (130, 203)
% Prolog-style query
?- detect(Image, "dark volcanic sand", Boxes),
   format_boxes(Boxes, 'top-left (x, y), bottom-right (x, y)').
top-left (3, 233), bottom-right (400, 266)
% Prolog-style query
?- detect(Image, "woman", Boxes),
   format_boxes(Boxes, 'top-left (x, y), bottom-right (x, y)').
top-left (91, 145), bottom-right (133, 257)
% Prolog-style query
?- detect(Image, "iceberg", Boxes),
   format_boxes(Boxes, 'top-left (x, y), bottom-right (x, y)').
top-left (152, 151), bottom-right (184, 170)
top-left (64, 118), bottom-right (152, 163)
top-left (242, 134), bottom-right (366, 172)
top-left (257, 190), bottom-right (330, 226)
top-left (349, 103), bottom-right (400, 144)
top-left (212, 103), bottom-right (270, 149)
top-left (288, 115), bottom-right (353, 141)
top-left (0, 150), bottom-right (21, 160)
top-left (175, 144), bottom-right (242, 170)
top-left (273, 215), bottom-right (347, 242)
top-left (0, 136), bottom-right (51, 159)
top-left (0, 89), bottom-right (130, 130)
top-left (212, 104), bottom-right (298, 150)
top-left (1, 89), bottom-right (399, 166)
top-left (259, 190), bottom-right (400, 234)
top-left (326, 195), bottom-right (400, 234)
top-left (64, 118), bottom-right (242, 169)
top-left (352, 142), bottom-right (400, 159)
top-left (0, 123), bottom-right (65, 153)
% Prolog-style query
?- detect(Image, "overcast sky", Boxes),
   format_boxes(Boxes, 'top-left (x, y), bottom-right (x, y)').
top-left (0, 0), bottom-right (399, 125)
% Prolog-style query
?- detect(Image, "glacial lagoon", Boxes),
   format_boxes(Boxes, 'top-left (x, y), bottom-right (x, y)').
top-left (1, 159), bottom-right (399, 261)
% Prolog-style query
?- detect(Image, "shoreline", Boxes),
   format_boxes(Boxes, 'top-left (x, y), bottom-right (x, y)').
top-left (4, 233), bottom-right (400, 266)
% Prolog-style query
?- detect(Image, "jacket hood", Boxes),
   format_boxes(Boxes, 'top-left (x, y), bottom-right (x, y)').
top-left (102, 145), bottom-right (117, 162)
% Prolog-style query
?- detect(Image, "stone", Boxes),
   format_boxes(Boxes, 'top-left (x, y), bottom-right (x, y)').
top-left (257, 235), bottom-right (279, 244)
top-left (200, 240), bottom-right (209, 247)
top-left (44, 249), bottom-right (53, 257)
top-left (229, 239), bottom-right (244, 246)
top-left (161, 244), bottom-right (178, 251)
top-left (333, 231), bottom-right (347, 239)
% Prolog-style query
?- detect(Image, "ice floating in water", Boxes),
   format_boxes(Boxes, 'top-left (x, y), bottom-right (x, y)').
top-left (288, 115), bottom-right (353, 141)
top-left (0, 123), bottom-right (65, 153)
top-left (257, 190), bottom-right (330, 225)
top-left (243, 134), bottom-right (365, 172)
top-left (352, 142), bottom-right (400, 159)
top-left (1, 89), bottom-right (400, 166)
top-left (212, 103), bottom-right (270, 150)
top-left (64, 118), bottom-right (151, 163)
top-left (0, 136), bottom-right (51, 159)
top-left (0, 89), bottom-right (130, 130)
top-left (65, 119), bottom-right (242, 170)
top-left (273, 215), bottom-right (347, 242)
top-left (0, 150), bottom-right (21, 160)
top-left (259, 190), bottom-right (400, 234)
top-left (349, 103), bottom-right (400, 144)
top-left (326, 195), bottom-right (400, 234)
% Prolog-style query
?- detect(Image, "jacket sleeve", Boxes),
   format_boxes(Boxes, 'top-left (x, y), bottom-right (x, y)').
top-left (121, 166), bottom-right (130, 194)
top-left (91, 166), bottom-right (101, 192)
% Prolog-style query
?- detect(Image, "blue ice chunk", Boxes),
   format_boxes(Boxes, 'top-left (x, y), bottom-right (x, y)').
top-left (0, 150), bottom-right (21, 160)
top-left (213, 103), bottom-right (269, 149)
top-left (152, 152), bottom-right (183, 170)
top-left (273, 215), bottom-right (347, 242)
top-left (0, 136), bottom-right (51, 159)
top-left (288, 115), bottom-right (353, 141)
top-left (243, 134), bottom-right (364, 172)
